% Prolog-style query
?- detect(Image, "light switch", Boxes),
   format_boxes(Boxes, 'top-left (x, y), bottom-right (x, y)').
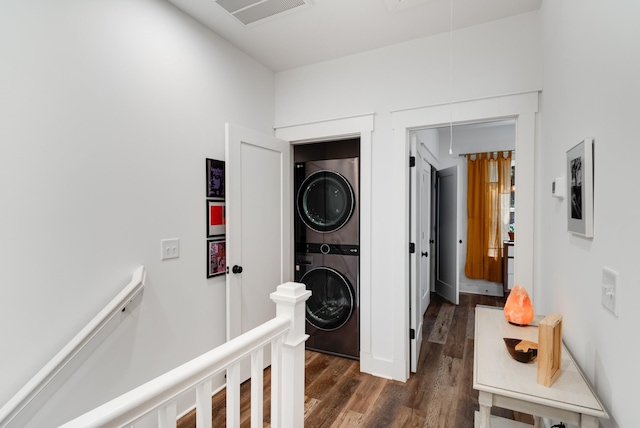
top-left (161, 238), bottom-right (180, 260)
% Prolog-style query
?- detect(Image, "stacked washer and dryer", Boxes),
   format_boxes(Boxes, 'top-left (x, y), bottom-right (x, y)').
top-left (294, 140), bottom-right (360, 360)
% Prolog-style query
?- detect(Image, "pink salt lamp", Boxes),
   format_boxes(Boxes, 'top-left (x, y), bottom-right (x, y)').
top-left (504, 285), bottom-right (534, 326)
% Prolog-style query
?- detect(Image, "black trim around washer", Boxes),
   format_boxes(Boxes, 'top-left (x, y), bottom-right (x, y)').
top-left (296, 170), bottom-right (355, 233)
top-left (301, 267), bottom-right (354, 331)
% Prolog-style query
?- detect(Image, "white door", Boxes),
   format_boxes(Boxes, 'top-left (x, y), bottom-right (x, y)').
top-left (435, 166), bottom-right (459, 305)
top-left (410, 140), bottom-right (432, 372)
top-left (420, 160), bottom-right (431, 314)
top-left (225, 123), bottom-right (292, 346)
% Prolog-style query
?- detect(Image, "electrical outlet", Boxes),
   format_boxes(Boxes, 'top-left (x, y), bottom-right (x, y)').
top-left (161, 238), bottom-right (180, 260)
top-left (601, 267), bottom-right (618, 317)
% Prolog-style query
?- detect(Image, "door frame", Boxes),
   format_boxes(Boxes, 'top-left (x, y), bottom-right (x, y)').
top-left (392, 91), bottom-right (539, 380)
top-left (275, 114), bottom-right (376, 374)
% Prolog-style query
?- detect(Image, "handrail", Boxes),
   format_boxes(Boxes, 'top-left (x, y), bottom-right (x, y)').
top-left (58, 281), bottom-right (311, 428)
top-left (0, 266), bottom-right (147, 428)
top-left (59, 317), bottom-right (290, 427)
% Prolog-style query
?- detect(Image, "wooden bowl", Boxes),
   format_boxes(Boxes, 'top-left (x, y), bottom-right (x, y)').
top-left (503, 338), bottom-right (538, 363)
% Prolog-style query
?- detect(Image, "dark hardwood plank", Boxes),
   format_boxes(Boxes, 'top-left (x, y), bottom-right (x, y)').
top-left (427, 304), bottom-right (455, 344)
top-left (402, 342), bottom-right (442, 410)
top-left (359, 382), bottom-right (407, 427)
top-left (443, 304), bottom-right (469, 359)
top-left (454, 338), bottom-right (478, 427)
top-left (305, 376), bottom-right (361, 428)
top-left (423, 354), bottom-right (463, 427)
top-left (329, 408), bottom-right (365, 427)
top-left (390, 405), bottom-right (425, 427)
top-left (342, 371), bottom-right (387, 415)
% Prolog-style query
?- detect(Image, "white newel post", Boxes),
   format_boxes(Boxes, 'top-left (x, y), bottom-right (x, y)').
top-left (270, 282), bottom-right (311, 428)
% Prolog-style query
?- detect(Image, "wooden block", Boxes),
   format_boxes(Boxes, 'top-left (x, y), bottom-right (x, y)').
top-left (537, 313), bottom-right (562, 387)
top-left (515, 340), bottom-right (538, 353)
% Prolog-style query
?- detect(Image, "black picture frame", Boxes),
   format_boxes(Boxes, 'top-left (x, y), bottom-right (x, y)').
top-left (207, 238), bottom-right (226, 278)
top-left (207, 200), bottom-right (226, 238)
top-left (206, 158), bottom-right (225, 199)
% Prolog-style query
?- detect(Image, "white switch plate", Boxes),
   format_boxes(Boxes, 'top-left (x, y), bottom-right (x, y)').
top-left (161, 238), bottom-right (180, 260)
top-left (552, 176), bottom-right (565, 199)
top-left (601, 267), bottom-right (618, 317)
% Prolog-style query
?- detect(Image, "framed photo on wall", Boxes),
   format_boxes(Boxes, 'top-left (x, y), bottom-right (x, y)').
top-left (207, 238), bottom-right (226, 278)
top-left (207, 200), bottom-right (226, 237)
top-left (566, 138), bottom-right (594, 238)
top-left (206, 158), bottom-right (225, 199)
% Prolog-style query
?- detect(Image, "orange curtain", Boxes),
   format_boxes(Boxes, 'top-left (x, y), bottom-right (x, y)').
top-left (465, 151), bottom-right (512, 283)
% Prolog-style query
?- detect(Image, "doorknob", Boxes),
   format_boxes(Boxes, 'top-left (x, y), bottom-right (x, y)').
top-left (232, 265), bottom-right (243, 274)
top-left (421, 251), bottom-right (428, 257)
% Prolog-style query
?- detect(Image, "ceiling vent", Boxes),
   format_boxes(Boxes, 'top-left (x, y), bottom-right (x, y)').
top-left (215, 0), bottom-right (312, 26)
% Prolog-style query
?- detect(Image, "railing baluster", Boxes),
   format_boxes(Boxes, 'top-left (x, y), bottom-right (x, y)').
top-left (250, 348), bottom-right (264, 427)
top-left (226, 362), bottom-right (241, 427)
top-left (196, 378), bottom-right (212, 428)
top-left (157, 401), bottom-right (177, 428)
top-left (270, 336), bottom-right (283, 428)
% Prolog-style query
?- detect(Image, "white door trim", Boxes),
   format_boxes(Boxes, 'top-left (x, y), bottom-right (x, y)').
top-left (275, 114), bottom-right (375, 374)
top-left (392, 91), bottom-right (539, 380)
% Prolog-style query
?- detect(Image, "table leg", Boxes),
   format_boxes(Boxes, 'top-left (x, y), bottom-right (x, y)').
top-left (581, 415), bottom-right (598, 428)
top-left (478, 391), bottom-right (493, 428)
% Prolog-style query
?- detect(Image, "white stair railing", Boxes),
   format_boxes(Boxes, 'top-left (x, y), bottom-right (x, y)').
top-left (0, 266), bottom-right (146, 428)
top-left (58, 282), bottom-right (311, 428)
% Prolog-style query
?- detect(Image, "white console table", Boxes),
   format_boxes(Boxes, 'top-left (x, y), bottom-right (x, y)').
top-left (473, 306), bottom-right (608, 428)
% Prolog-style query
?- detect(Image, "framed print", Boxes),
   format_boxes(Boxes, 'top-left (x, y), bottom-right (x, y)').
top-left (207, 200), bottom-right (226, 237)
top-left (206, 158), bottom-right (225, 199)
top-left (567, 138), bottom-right (594, 237)
top-left (207, 239), bottom-right (226, 278)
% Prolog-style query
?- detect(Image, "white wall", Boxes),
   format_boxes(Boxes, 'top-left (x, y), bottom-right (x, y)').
top-left (0, 0), bottom-right (274, 425)
top-left (537, 1), bottom-right (640, 427)
top-left (275, 11), bottom-right (541, 380)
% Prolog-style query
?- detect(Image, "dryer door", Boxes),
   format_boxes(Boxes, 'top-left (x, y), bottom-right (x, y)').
top-left (302, 267), bottom-right (354, 331)
top-left (297, 170), bottom-right (355, 233)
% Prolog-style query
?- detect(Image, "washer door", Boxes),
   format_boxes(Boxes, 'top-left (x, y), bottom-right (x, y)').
top-left (297, 170), bottom-right (355, 233)
top-left (302, 267), bottom-right (354, 331)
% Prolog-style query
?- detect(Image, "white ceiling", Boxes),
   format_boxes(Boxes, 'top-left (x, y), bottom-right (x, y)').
top-left (166, 0), bottom-right (542, 72)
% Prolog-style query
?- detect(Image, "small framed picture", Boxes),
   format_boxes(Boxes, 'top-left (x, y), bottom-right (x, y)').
top-left (206, 158), bottom-right (225, 199)
top-left (207, 239), bottom-right (226, 278)
top-left (207, 200), bottom-right (226, 237)
top-left (566, 138), bottom-right (594, 238)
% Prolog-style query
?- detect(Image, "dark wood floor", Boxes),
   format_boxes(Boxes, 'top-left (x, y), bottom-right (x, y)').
top-left (178, 292), bottom-right (534, 427)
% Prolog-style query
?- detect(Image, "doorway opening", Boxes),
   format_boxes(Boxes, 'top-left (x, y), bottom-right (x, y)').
top-left (399, 91), bottom-right (538, 380)
top-left (410, 119), bottom-right (515, 310)
top-left (293, 139), bottom-right (361, 360)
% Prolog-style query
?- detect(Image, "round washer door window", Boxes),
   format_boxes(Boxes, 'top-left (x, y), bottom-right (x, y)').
top-left (297, 170), bottom-right (355, 233)
top-left (302, 267), bottom-right (354, 331)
